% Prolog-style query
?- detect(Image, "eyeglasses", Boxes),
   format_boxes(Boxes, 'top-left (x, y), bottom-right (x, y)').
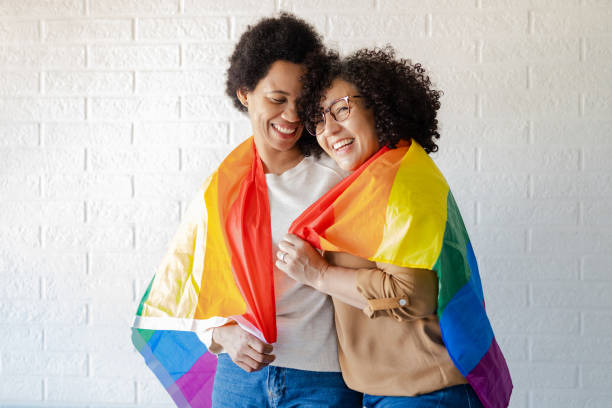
top-left (306, 95), bottom-right (362, 136)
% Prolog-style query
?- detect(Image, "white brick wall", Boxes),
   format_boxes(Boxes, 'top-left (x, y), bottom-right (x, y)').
top-left (0, 1), bottom-right (610, 407)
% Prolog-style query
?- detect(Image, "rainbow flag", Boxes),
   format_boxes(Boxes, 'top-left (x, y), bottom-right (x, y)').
top-left (132, 137), bottom-right (277, 407)
top-left (290, 141), bottom-right (512, 408)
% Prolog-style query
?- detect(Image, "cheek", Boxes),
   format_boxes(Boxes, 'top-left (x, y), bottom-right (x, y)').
top-left (316, 135), bottom-right (329, 152)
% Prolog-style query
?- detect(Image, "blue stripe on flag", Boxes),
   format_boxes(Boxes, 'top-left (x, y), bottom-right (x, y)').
top-left (440, 268), bottom-right (494, 375)
top-left (146, 330), bottom-right (208, 382)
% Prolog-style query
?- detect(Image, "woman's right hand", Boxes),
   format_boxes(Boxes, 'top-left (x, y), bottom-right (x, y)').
top-left (211, 324), bottom-right (275, 372)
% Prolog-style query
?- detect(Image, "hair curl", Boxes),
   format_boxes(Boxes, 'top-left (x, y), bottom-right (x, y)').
top-left (298, 46), bottom-right (442, 155)
top-left (225, 13), bottom-right (324, 156)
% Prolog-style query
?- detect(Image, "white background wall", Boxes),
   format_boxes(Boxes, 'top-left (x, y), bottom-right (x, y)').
top-left (0, 0), bottom-right (611, 407)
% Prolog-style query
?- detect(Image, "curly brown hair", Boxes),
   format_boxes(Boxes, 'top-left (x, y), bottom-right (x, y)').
top-left (225, 13), bottom-right (324, 156)
top-left (298, 46), bottom-right (442, 156)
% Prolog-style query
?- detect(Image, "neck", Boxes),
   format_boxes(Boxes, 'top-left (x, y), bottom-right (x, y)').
top-left (254, 139), bottom-right (303, 175)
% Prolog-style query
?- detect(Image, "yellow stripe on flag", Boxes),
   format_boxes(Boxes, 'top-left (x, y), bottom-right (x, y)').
top-left (372, 143), bottom-right (449, 268)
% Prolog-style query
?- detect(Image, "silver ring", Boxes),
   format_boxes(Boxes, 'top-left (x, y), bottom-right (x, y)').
top-left (282, 252), bottom-right (287, 263)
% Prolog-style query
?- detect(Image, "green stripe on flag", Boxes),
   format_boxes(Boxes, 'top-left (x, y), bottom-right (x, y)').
top-left (433, 192), bottom-right (472, 317)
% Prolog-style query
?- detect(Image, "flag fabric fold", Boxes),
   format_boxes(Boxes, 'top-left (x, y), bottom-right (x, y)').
top-left (290, 141), bottom-right (512, 408)
top-left (132, 137), bottom-right (276, 408)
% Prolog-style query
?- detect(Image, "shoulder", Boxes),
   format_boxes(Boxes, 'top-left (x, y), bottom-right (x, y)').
top-left (306, 153), bottom-right (350, 181)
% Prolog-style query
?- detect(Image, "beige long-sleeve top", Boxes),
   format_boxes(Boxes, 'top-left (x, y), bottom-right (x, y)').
top-left (325, 251), bottom-right (466, 396)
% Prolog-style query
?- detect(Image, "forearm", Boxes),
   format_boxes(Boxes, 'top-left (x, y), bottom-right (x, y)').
top-left (315, 265), bottom-right (369, 310)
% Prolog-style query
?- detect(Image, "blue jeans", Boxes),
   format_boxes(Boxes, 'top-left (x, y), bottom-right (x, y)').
top-left (211, 353), bottom-right (362, 407)
top-left (362, 384), bottom-right (483, 408)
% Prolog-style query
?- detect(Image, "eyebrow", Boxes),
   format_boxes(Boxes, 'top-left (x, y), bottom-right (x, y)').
top-left (265, 90), bottom-right (290, 95)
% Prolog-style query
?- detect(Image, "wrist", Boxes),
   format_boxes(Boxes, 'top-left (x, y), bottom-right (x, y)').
top-left (313, 262), bottom-right (330, 292)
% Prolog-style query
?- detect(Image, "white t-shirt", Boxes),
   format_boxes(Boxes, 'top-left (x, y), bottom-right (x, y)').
top-left (198, 154), bottom-right (346, 372)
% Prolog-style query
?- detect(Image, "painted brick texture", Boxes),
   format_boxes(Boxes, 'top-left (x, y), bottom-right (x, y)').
top-left (0, 1), bottom-right (610, 407)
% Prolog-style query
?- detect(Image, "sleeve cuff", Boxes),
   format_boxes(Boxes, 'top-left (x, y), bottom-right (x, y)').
top-left (195, 317), bottom-right (230, 354)
top-left (362, 296), bottom-right (410, 318)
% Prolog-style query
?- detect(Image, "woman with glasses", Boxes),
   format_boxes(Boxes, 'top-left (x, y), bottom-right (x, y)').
top-left (133, 14), bottom-right (361, 407)
top-left (276, 47), bottom-right (512, 408)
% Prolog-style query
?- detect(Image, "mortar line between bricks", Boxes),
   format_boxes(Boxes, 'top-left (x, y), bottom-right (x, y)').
top-left (527, 120), bottom-right (534, 144)
top-left (578, 93), bottom-right (585, 117)
top-left (135, 378), bottom-right (140, 403)
top-left (525, 227), bottom-right (532, 254)
top-left (39, 275), bottom-right (45, 300)
top-left (579, 37), bottom-right (586, 62)
top-left (39, 225), bottom-right (43, 249)
top-left (527, 10), bottom-right (534, 35)
top-left (527, 173), bottom-right (533, 198)
top-left (130, 122), bottom-right (136, 144)
top-left (526, 65), bottom-right (532, 90)
top-left (39, 70), bottom-right (47, 98)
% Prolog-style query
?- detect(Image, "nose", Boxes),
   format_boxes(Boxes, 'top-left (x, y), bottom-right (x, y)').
top-left (322, 114), bottom-right (341, 136)
top-left (281, 100), bottom-right (299, 122)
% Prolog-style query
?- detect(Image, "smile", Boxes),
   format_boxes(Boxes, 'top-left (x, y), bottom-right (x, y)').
top-left (332, 138), bottom-right (354, 151)
top-left (272, 123), bottom-right (297, 135)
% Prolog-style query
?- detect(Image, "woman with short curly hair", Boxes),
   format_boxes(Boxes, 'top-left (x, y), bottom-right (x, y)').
top-left (277, 47), bottom-right (512, 408)
top-left (133, 13), bottom-right (362, 407)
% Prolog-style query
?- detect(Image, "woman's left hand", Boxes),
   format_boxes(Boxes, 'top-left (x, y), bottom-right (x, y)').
top-left (276, 234), bottom-right (328, 288)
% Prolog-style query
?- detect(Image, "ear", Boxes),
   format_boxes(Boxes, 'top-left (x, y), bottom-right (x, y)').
top-left (236, 88), bottom-right (248, 108)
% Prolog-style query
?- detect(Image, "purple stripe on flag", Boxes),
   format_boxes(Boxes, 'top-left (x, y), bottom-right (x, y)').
top-left (466, 337), bottom-right (512, 408)
top-left (175, 351), bottom-right (218, 408)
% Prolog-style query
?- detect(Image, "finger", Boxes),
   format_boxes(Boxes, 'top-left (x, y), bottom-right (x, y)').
top-left (245, 347), bottom-right (276, 364)
top-left (276, 250), bottom-right (286, 262)
top-left (249, 339), bottom-right (274, 354)
top-left (278, 241), bottom-right (296, 255)
top-left (235, 355), bottom-right (263, 372)
top-left (275, 260), bottom-right (287, 270)
top-left (283, 233), bottom-right (304, 246)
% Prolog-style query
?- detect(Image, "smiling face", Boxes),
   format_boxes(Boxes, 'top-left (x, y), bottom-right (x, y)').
top-left (316, 78), bottom-right (379, 171)
top-left (238, 60), bottom-right (305, 160)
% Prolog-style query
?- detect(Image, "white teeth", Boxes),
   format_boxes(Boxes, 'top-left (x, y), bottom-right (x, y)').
top-left (333, 139), bottom-right (354, 150)
top-left (273, 124), bottom-right (295, 134)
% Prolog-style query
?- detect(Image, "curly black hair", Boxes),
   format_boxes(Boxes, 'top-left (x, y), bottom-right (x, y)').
top-left (298, 46), bottom-right (442, 155)
top-left (225, 13), bottom-right (324, 156)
